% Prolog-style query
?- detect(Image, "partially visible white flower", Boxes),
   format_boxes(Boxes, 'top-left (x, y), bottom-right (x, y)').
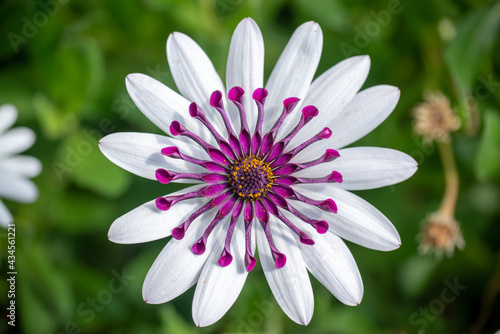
top-left (0, 105), bottom-right (41, 227)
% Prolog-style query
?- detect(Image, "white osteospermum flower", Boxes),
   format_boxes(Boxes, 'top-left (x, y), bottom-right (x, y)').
top-left (99, 18), bottom-right (418, 326)
top-left (0, 105), bottom-right (41, 227)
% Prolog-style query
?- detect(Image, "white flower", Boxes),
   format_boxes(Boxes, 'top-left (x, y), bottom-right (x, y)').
top-left (0, 105), bottom-right (41, 227)
top-left (99, 18), bottom-right (417, 326)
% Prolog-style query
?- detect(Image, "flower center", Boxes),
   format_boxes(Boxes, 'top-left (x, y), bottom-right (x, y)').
top-left (229, 156), bottom-right (274, 201)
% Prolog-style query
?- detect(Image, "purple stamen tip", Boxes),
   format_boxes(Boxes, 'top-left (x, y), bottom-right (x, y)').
top-left (302, 105), bottom-right (319, 120)
top-left (189, 102), bottom-right (202, 118)
top-left (170, 121), bottom-right (184, 136)
top-left (314, 220), bottom-right (329, 234)
top-left (218, 249), bottom-right (233, 267)
top-left (156, 169), bottom-right (174, 184)
top-left (228, 86), bottom-right (245, 102)
top-left (325, 149), bottom-right (340, 160)
top-left (320, 127), bottom-right (332, 139)
top-left (274, 252), bottom-right (287, 269)
top-left (172, 226), bottom-right (185, 240)
top-left (321, 199), bottom-right (338, 213)
top-left (252, 88), bottom-right (268, 104)
top-left (245, 253), bottom-right (257, 272)
top-left (299, 232), bottom-right (315, 245)
top-left (283, 97), bottom-right (300, 115)
top-left (328, 171), bottom-right (343, 183)
top-left (161, 146), bottom-right (180, 157)
top-left (155, 197), bottom-right (172, 211)
top-left (192, 239), bottom-right (206, 255)
top-left (210, 90), bottom-right (223, 108)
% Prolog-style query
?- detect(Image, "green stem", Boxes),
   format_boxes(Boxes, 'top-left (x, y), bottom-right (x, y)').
top-left (437, 141), bottom-right (459, 217)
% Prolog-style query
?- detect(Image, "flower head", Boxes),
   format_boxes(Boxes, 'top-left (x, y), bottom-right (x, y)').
top-left (99, 18), bottom-right (417, 326)
top-left (0, 105), bottom-right (41, 227)
top-left (418, 211), bottom-right (465, 258)
top-left (412, 91), bottom-right (461, 143)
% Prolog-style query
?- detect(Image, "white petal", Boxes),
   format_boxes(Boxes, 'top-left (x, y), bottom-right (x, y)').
top-left (288, 55), bottom-right (371, 149)
top-left (283, 210), bottom-right (363, 305)
top-left (167, 32), bottom-right (227, 138)
top-left (293, 147), bottom-right (418, 190)
top-left (256, 216), bottom-right (314, 325)
top-left (292, 85), bottom-right (400, 162)
top-left (0, 104), bottom-right (17, 135)
top-left (290, 186), bottom-right (401, 251)
top-left (192, 215), bottom-right (251, 327)
top-left (108, 184), bottom-right (209, 244)
top-left (0, 155), bottom-right (42, 178)
top-left (263, 22), bottom-right (323, 137)
top-left (143, 210), bottom-right (223, 304)
top-left (226, 18), bottom-right (264, 134)
top-left (99, 132), bottom-right (208, 181)
top-left (0, 200), bottom-right (13, 227)
top-left (0, 127), bottom-right (36, 157)
top-left (0, 172), bottom-right (38, 203)
top-left (125, 73), bottom-right (217, 147)
top-left (330, 85), bottom-right (400, 149)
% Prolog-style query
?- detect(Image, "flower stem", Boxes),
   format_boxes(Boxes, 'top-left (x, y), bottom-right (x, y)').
top-left (436, 141), bottom-right (459, 218)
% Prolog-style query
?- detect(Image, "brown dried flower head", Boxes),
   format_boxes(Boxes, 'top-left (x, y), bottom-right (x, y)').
top-left (412, 91), bottom-right (461, 143)
top-left (418, 211), bottom-right (465, 258)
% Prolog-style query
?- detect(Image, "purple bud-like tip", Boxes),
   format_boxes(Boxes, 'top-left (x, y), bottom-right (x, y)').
top-left (218, 249), bottom-right (233, 267)
top-left (161, 146), bottom-right (180, 157)
top-left (189, 102), bottom-right (202, 118)
top-left (274, 252), bottom-right (287, 269)
top-left (245, 253), bottom-right (256, 272)
top-left (155, 197), bottom-right (172, 211)
top-left (156, 169), bottom-right (174, 184)
top-left (320, 199), bottom-right (338, 213)
top-left (302, 105), bottom-right (319, 119)
top-left (320, 127), bottom-right (332, 139)
top-left (228, 86), bottom-right (245, 102)
top-left (192, 239), bottom-right (206, 255)
top-left (299, 232), bottom-right (315, 245)
top-left (172, 226), bottom-right (185, 240)
top-left (314, 220), bottom-right (329, 234)
top-left (170, 121), bottom-right (184, 136)
top-left (328, 171), bottom-right (343, 183)
top-left (210, 90), bottom-right (223, 108)
top-left (252, 88), bottom-right (268, 104)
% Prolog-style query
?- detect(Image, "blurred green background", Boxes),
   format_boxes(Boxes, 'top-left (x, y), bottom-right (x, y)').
top-left (1, 0), bottom-right (500, 333)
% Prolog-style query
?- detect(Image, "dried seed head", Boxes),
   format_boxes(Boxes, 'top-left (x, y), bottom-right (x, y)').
top-left (412, 92), bottom-right (461, 143)
top-left (418, 211), bottom-right (465, 259)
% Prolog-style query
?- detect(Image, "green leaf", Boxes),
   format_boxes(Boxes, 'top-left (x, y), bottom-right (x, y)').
top-left (33, 92), bottom-right (78, 140)
top-left (475, 110), bottom-right (500, 181)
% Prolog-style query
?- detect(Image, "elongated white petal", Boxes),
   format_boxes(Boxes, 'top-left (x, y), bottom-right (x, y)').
top-left (263, 22), bottom-right (323, 136)
top-left (0, 173), bottom-right (38, 203)
top-left (108, 184), bottom-right (208, 244)
top-left (99, 132), bottom-right (208, 181)
top-left (226, 18), bottom-right (265, 134)
top-left (143, 210), bottom-right (223, 304)
top-left (125, 73), bottom-right (217, 147)
top-left (167, 32), bottom-right (227, 137)
top-left (0, 200), bottom-right (13, 227)
top-left (293, 85), bottom-right (400, 162)
top-left (293, 147), bottom-right (418, 190)
top-left (0, 127), bottom-right (35, 157)
top-left (330, 85), bottom-right (400, 149)
top-left (256, 217), bottom-right (314, 325)
top-left (0, 155), bottom-right (42, 178)
top-left (290, 186), bottom-right (401, 251)
top-left (289, 55), bottom-right (370, 148)
top-left (193, 215), bottom-right (251, 327)
top-left (0, 105), bottom-right (17, 135)
top-left (282, 210), bottom-right (363, 305)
